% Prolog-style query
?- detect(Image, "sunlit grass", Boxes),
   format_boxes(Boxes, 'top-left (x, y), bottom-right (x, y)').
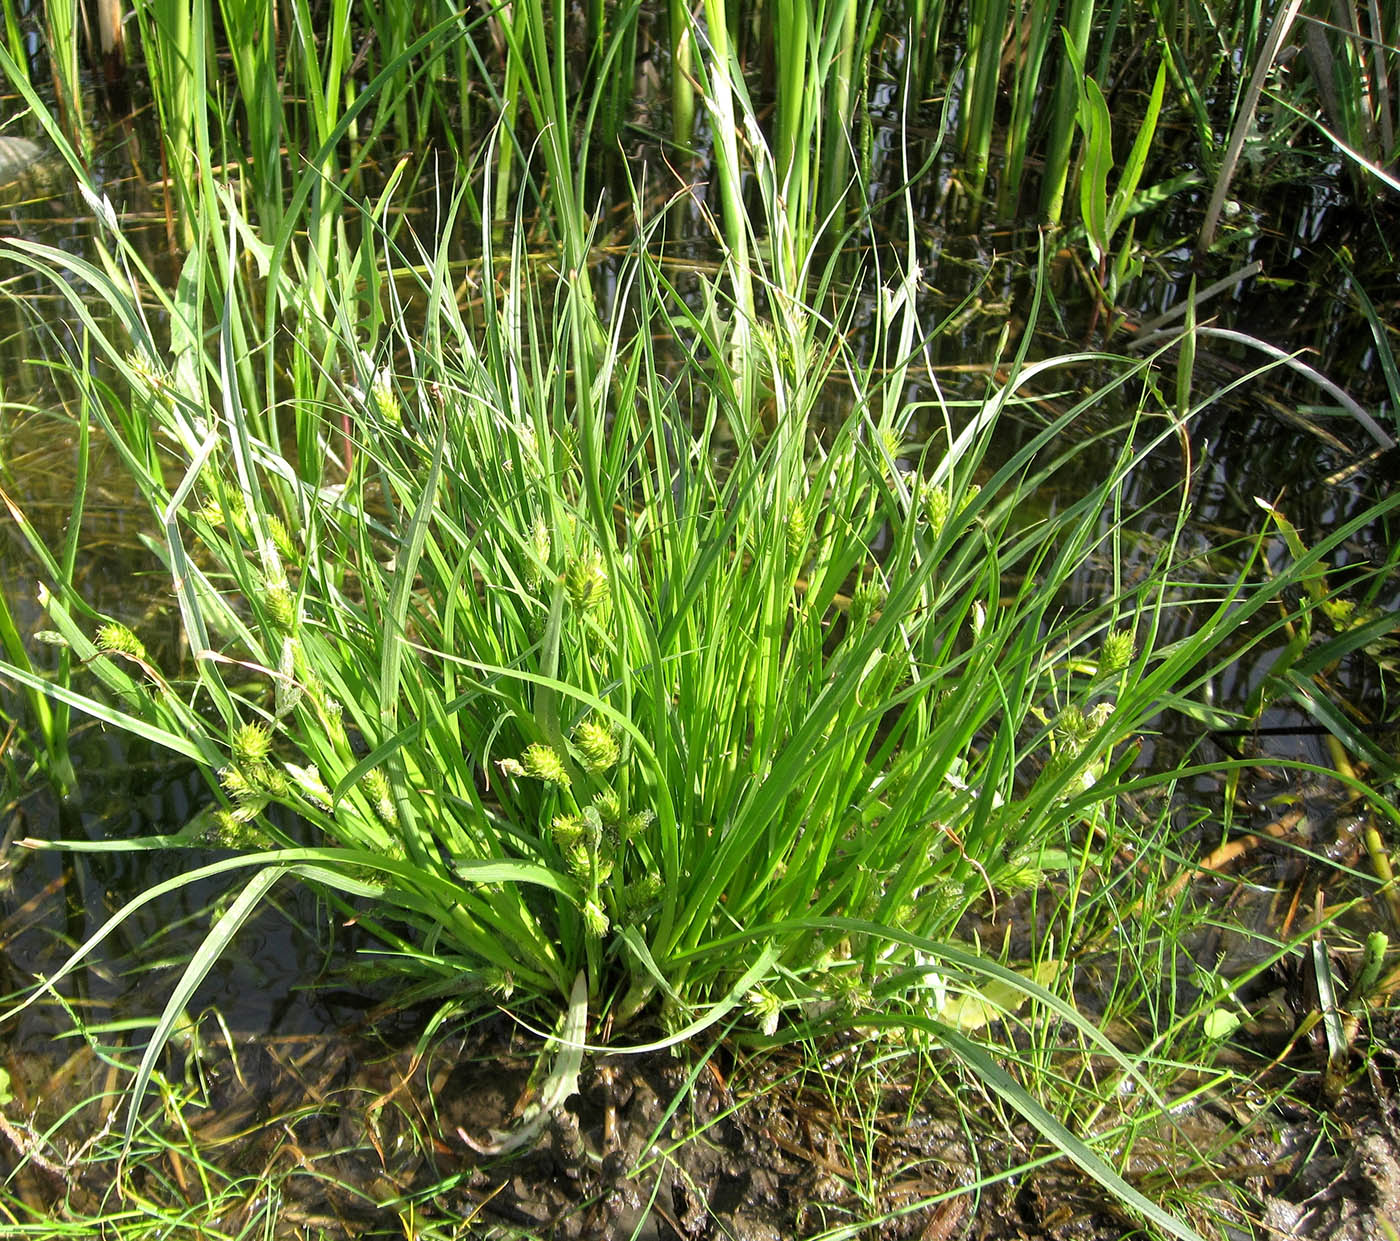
top-left (1, 19), bottom-right (1398, 1241)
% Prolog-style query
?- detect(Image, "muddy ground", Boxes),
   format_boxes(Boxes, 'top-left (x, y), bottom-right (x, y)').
top-left (4, 990), bottom-right (1400, 1240)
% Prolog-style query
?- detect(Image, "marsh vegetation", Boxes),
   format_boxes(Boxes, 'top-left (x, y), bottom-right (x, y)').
top-left (0, 1), bottom-right (1398, 1236)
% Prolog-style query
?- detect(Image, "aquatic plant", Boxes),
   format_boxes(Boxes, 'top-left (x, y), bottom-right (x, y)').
top-left (2, 25), bottom-right (1399, 1241)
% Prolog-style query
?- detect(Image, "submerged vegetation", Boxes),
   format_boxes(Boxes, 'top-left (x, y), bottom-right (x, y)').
top-left (1, 1), bottom-right (1398, 1237)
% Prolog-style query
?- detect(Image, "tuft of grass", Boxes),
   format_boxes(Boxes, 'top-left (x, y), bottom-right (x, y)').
top-left (2, 50), bottom-right (1399, 1241)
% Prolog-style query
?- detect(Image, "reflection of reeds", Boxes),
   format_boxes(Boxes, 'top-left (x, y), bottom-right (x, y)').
top-left (9, 0), bottom-right (1388, 260)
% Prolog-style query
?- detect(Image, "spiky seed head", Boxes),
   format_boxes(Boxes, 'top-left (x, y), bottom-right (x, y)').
top-left (565, 549), bottom-right (608, 613)
top-left (364, 768), bottom-right (397, 825)
top-left (526, 519), bottom-right (551, 589)
top-left (486, 969), bottom-right (515, 1001)
top-left (850, 578), bottom-right (885, 629)
top-left (370, 368), bottom-right (400, 427)
top-left (265, 585), bottom-right (297, 631)
top-left (220, 765), bottom-right (257, 802)
top-left (785, 504), bottom-right (809, 560)
top-left (125, 347), bottom-right (166, 391)
top-left (97, 621), bottom-right (146, 660)
top-left (621, 809), bottom-right (654, 842)
top-left (232, 721), bottom-right (273, 766)
top-left (924, 485), bottom-right (951, 536)
top-left (582, 898), bottom-right (609, 940)
top-left (266, 515), bottom-right (297, 561)
top-left (574, 718), bottom-right (618, 773)
top-left (1055, 704), bottom-right (1091, 745)
top-left (878, 427), bottom-right (904, 474)
top-left (259, 766), bottom-right (290, 799)
top-left (747, 986), bottom-right (782, 1037)
top-left (592, 789), bottom-right (623, 827)
top-left (521, 743), bottom-right (570, 786)
top-left (551, 813), bottom-right (585, 849)
top-left (566, 843), bottom-right (592, 881)
top-left (1100, 628), bottom-right (1135, 674)
top-left (207, 808), bottom-right (271, 850)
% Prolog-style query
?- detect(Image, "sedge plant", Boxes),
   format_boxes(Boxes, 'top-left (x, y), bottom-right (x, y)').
top-left (3, 63), bottom-right (1400, 1241)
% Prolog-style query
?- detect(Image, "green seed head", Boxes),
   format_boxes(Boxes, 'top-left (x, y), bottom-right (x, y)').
top-left (551, 813), bottom-right (585, 849)
top-left (364, 768), bottom-right (397, 825)
top-left (97, 621), bottom-right (146, 661)
top-left (747, 986), bottom-right (782, 1037)
top-left (565, 549), bottom-right (608, 614)
top-left (265, 585), bottom-right (297, 631)
top-left (208, 808), bottom-right (269, 850)
top-left (259, 766), bottom-right (290, 799)
top-left (1055, 705), bottom-right (1091, 745)
top-left (592, 789), bottom-right (623, 827)
top-left (125, 347), bottom-right (167, 392)
top-left (566, 843), bottom-right (592, 882)
top-left (232, 721), bottom-right (273, 767)
top-left (1100, 627), bottom-right (1136, 675)
top-left (924, 485), bottom-right (951, 536)
top-left (266, 515), bottom-right (297, 561)
top-left (370, 369), bottom-right (400, 427)
top-left (574, 718), bottom-right (619, 773)
top-left (526, 519), bottom-right (551, 589)
top-left (850, 578), bottom-right (885, 629)
top-left (785, 503), bottom-right (809, 560)
top-left (219, 765), bottom-right (257, 802)
top-left (521, 743), bottom-right (570, 786)
top-left (620, 809), bottom-right (654, 842)
top-left (878, 428), bottom-right (904, 474)
top-left (582, 898), bottom-right (609, 940)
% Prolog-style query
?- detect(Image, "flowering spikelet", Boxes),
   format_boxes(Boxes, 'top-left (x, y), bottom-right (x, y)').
top-left (878, 427), bottom-right (904, 475)
top-left (370, 367), bottom-right (400, 426)
top-left (785, 503), bottom-right (808, 560)
top-left (219, 765), bottom-right (258, 802)
top-left (1099, 627), bottom-right (1136, 675)
top-left (565, 549), bottom-right (608, 613)
top-left (566, 843), bottom-right (592, 881)
top-left (747, 986), bottom-right (783, 1037)
top-left (267, 515), bottom-right (297, 561)
top-left (232, 721), bottom-right (273, 766)
top-left (582, 898), bottom-right (609, 939)
top-left (521, 743), bottom-right (570, 786)
top-left (626, 874), bottom-right (662, 913)
top-left (526, 519), bottom-right (551, 589)
top-left (125, 347), bottom-right (167, 391)
top-left (364, 768), bottom-right (398, 826)
top-left (97, 621), bottom-right (146, 661)
top-left (265, 585), bottom-right (297, 631)
top-left (1055, 704), bottom-right (1092, 747)
top-left (924, 485), bottom-right (951, 536)
top-left (551, 813), bottom-right (585, 849)
top-left (573, 718), bottom-right (618, 773)
top-left (592, 790), bottom-right (623, 828)
top-left (207, 809), bottom-right (269, 849)
top-left (849, 578), bottom-right (885, 629)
